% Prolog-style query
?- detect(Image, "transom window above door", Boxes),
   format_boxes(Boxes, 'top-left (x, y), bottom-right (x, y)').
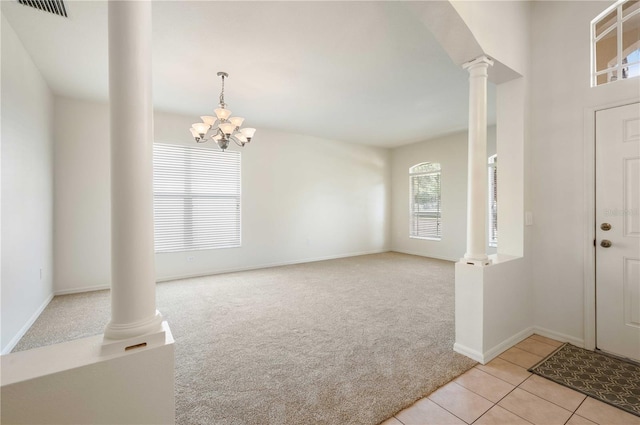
top-left (592, 0), bottom-right (640, 86)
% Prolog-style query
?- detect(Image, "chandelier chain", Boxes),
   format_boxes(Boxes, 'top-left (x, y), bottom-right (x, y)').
top-left (219, 74), bottom-right (225, 107)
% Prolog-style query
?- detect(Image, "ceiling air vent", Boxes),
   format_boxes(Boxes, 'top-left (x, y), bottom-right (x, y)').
top-left (17, 0), bottom-right (67, 18)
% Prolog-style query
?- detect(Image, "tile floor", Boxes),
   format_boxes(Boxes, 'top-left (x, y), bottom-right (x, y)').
top-left (380, 334), bottom-right (640, 425)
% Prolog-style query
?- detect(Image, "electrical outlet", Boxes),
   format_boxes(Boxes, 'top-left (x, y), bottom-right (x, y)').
top-left (187, 256), bottom-right (194, 262)
top-left (525, 211), bottom-right (534, 226)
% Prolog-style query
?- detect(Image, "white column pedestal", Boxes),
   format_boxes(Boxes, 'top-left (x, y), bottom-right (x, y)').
top-left (2, 323), bottom-right (175, 424)
top-left (454, 256), bottom-right (532, 364)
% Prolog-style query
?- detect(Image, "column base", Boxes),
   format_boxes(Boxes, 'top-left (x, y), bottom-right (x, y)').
top-left (462, 257), bottom-right (492, 266)
top-left (102, 327), bottom-right (166, 357)
top-left (103, 310), bottom-right (163, 344)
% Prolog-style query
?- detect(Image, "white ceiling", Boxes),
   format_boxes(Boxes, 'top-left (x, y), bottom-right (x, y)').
top-left (2, 1), bottom-right (496, 147)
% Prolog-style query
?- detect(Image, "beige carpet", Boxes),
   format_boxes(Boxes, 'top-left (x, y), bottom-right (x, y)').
top-left (14, 252), bottom-right (476, 425)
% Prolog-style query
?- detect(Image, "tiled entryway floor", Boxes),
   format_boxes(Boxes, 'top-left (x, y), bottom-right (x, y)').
top-left (381, 334), bottom-right (640, 425)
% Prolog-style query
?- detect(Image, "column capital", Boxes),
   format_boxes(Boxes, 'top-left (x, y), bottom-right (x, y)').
top-left (462, 55), bottom-right (494, 71)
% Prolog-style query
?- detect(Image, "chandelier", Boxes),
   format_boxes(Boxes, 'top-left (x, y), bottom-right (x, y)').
top-left (190, 72), bottom-right (256, 151)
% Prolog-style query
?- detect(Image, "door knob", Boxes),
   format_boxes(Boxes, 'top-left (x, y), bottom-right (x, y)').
top-left (600, 240), bottom-right (612, 248)
top-left (601, 223), bottom-right (612, 231)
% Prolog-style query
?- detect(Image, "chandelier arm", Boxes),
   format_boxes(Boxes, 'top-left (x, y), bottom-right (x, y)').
top-left (230, 135), bottom-right (245, 147)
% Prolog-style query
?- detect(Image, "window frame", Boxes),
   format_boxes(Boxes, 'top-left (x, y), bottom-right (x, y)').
top-left (409, 162), bottom-right (442, 241)
top-left (153, 143), bottom-right (241, 253)
top-left (591, 0), bottom-right (640, 86)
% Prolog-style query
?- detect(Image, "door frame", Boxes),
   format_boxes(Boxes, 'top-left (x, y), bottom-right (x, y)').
top-left (583, 98), bottom-right (640, 351)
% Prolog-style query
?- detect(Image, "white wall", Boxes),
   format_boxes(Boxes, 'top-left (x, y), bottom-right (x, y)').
top-left (54, 97), bottom-right (391, 292)
top-left (530, 1), bottom-right (640, 345)
top-left (390, 127), bottom-right (496, 261)
top-left (1, 16), bottom-right (54, 353)
top-left (53, 98), bottom-right (111, 294)
top-left (450, 1), bottom-right (530, 77)
top-left (496, 78), bottom-right (528, 258)
top-left (482, 256), bottom-right (533, 355)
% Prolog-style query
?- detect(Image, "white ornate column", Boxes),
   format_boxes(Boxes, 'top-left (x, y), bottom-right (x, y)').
top-left (105, 0), bottom-right (163, 341)
top-left (463, 56), bottom-right (493, 265)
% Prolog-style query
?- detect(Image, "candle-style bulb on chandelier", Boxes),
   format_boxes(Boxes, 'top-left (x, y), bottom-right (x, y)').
top-left (190, 72), bottom-right (256, 151)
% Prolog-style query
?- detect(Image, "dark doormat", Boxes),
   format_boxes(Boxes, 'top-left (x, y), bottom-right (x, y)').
top-left (529, 343), bottom-right (640, 417)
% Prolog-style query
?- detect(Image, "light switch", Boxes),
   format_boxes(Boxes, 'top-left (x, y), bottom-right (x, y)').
top-left (525, 211), bottom-right (533, 226)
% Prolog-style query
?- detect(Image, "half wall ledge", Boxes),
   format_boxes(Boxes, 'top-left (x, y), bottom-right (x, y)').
top-left (1, 321), bottom-right (175, 425)
top-left (455, 255), bottom-right (533, 364)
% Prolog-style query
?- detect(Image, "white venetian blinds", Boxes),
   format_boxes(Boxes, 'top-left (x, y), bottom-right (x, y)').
top-left (488, 155), bottom-right (498, 248)
top-left (409, 162), bottom-right (442, 240)
top-left (153, 143), bottom-right (241, 253)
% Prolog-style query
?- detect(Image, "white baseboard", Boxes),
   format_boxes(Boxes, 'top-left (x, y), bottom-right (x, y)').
top-left (54, 250), bottom-right (393, 291)
top-left (482, 327), bottom-right (535, 364)
top-left (1, 293), bottom-right (54, 355)
top-left (389, 249), bottom-right (458, 263)
top-left (55, 284), bottom-right (111, 296)
top-left (458, 327), bottom-right (584, 365)
top-left (533, 326), bottom-right (584, 348)
top-left (454, 327), bottom-right (534, 365)
top-left (156, 249), bottom-right (391, 282)
top-left (453, 343), bottom-right (484, 363)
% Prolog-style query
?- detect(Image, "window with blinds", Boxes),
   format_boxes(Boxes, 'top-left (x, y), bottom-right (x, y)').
top-left (409, 162), bottom-right (442, 240)
top-left (153, 143), bottom-right (241, 253)
top-left (488, 155), bottom-right (498, 248)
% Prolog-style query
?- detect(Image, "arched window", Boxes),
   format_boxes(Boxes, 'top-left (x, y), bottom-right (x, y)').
top-left (409, 162), bottom-right (441, 240)
top-left (488, 155), bottom-right (498, 248)
top-left (592, 0), bottom-right (640, 86)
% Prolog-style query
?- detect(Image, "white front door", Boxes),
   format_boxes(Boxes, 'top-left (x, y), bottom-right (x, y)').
top-left (595, 102), bottom-right (640, 362)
